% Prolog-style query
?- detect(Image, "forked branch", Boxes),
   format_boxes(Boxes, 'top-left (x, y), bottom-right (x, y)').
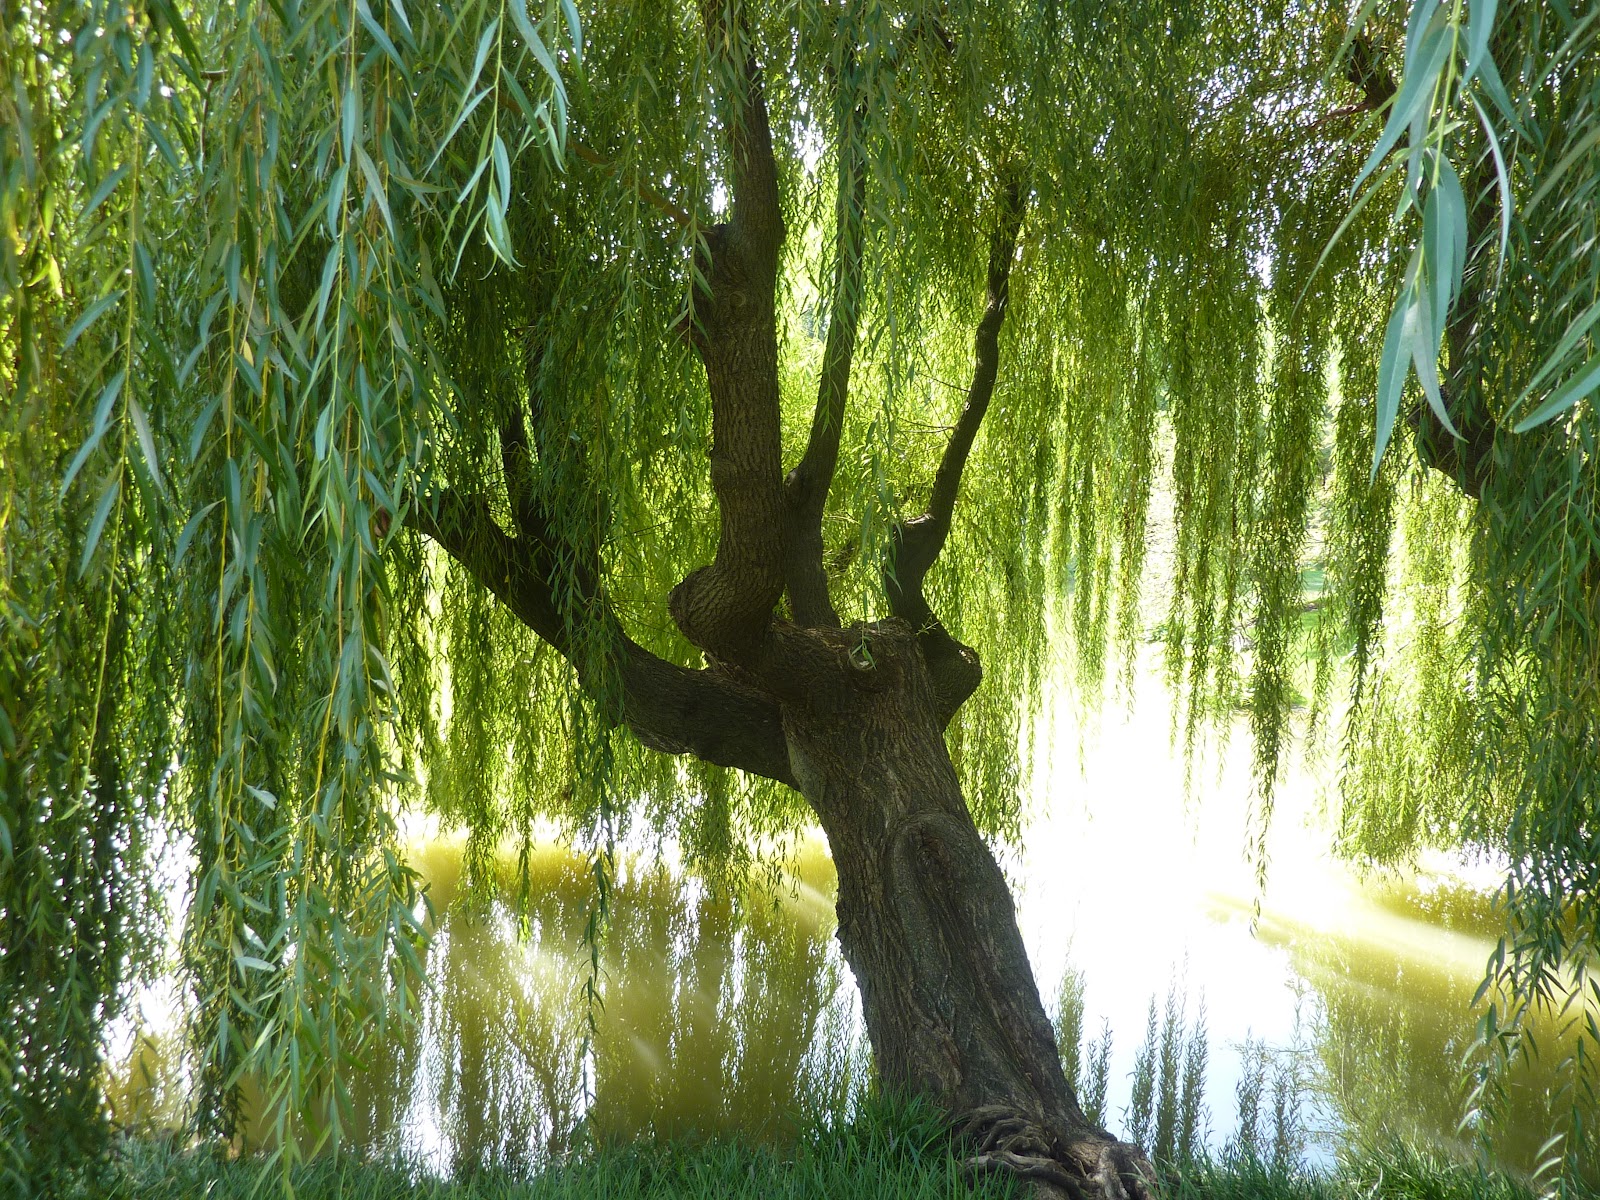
top-left (885, 174), bottom-right (1026, 718)
top-left (785, 45), bottom-right (869, 629)
top-left (409, 489), bottom-right (795, 786)
top-left (668, 1), bottom-right (788, 663)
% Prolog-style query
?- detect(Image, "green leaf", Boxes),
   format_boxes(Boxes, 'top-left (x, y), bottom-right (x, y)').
top-left (1462, 0), bottom-right (1498, 81)
top-left (1352, 21), bottom-right (1452, 197)
top-left (1373, 283), bottom-right (1413, 479)
top-left (1518, 297), bottom-right (1600, 401)
top-left (79, 474), bottom-right (122, 577)
top-left (1403, 0), bottom-right (1444, 70)
top-left (147, 0), bottom-right (205, 79)
top-left (1470, 94), bottom-right (1512, 276)
top-left (60, 369), bottom-right (127, 497)
top-left (508, 0), bottom-right (563, 95)
top-left (429, 84), bottom-right (494, 175)
top-left (1295, 160), bottom-right (1402, 316)
top-left (175, 501), bottom-right (220, 565)
top-left (355, 0), bottom-right (407, 75)
top-left (492, 131), bottom-right (512, 210)
top-left (63, 289), bottom-right (125, 350)
top-left (342, 81), bottom-right (360, 160)
top-left (1406, 285), bottom-right (1461, 439)
top-left (354, 144), bottom-right (395, 236)
top-left (128, 394), bottom-right (167, 494)
top-left (83, 164), bottom-right (130, 221)
top-left (561, 0), bottom-right (582, 66)
top-left (1514, 352), bottom-right (1600, 433)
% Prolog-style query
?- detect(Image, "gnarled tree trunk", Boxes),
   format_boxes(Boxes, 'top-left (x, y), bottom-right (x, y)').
top-left (778, 622), bottom-right (1154, 1200)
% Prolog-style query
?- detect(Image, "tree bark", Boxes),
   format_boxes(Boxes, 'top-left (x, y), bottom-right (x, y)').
top-left (773, 620), bottom-right (1157, 1200)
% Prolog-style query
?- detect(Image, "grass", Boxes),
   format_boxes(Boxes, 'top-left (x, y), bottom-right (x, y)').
top-left (57, 1102), bottom-right (1586, 1200)
top-left (67, 1100), bottom-right (1015, 1200)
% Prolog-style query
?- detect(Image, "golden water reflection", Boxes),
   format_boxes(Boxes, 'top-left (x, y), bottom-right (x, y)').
top-left (340, 838), bottom-right (869, 1172)
top-left (105, 669), bottom-right (1599, 1184)
top-left (105, 827), bottom-right (1592, 1178)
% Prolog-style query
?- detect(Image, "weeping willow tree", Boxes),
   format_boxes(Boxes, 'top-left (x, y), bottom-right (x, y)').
top-left (3, 0), bottom-right (1599, 1194)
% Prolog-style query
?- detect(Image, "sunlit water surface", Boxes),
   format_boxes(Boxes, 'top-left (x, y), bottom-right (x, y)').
top-left (106, 680), bottom-right (1584, 1177)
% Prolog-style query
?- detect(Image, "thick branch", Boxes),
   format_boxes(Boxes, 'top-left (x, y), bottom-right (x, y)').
top-left (884, 175), bottom-right (1026, 721)
top-left (668, 4), bottom-right (788, 663)
top-left (785, 60), bottom-right (869, 629)
top-left (408, 490), bottom-right (795, 786)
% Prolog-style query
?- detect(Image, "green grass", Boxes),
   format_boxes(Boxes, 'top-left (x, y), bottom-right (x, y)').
top-left (69, 1100), bottom-right (1016, 1200)
top-left (59, 1106), bottom-right (1584, 1200)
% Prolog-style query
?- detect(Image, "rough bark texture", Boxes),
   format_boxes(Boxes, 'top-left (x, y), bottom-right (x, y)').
top-left (776, 621), bottom-right (1156, 1200)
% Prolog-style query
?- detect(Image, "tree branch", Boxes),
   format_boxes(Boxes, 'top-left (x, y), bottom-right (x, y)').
top-left (570, 139), bottom-right (697, 229)
top-left (668, 3), bottom-right (788, 663)
top-left (884, 174), bottom-right (1026, 721)
top-left (407, 490), bottom-right (795, 787)
top-left (785, 51), bottom-right (868, 629)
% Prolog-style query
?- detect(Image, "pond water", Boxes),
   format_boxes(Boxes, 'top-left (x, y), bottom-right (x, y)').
top-left (106, 677), bottom-right (1584, 1178)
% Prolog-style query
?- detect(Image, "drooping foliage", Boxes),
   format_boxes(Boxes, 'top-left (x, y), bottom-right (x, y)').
top-left (1, 0), bottom-right (1597, 1189)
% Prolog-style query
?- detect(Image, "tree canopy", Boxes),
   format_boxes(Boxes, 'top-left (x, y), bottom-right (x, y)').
top-left (2, 0), bottom-right (1598, 1190)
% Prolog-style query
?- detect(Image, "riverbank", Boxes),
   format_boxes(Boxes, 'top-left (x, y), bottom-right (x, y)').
top-left (61, 1106), bottom-right (1562, 1200)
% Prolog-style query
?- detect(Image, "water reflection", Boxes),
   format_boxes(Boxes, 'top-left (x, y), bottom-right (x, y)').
top-left (105, 675), bottom-right (1594, 1177)
top-left (334, 839), bottom-right (867, 1171)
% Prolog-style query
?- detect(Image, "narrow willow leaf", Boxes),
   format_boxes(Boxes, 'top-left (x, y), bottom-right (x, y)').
top-left (134, 243), bottom-right (157, 312)
top-left (561, 0), bottom-right (582, 65)
top-left (175, 501), bottom-right (220, 565)
top-left (245, 785), bottom-right (278, 809)
top-left (1434, 157), bottom-right (1467, 308)
top-left (492, 132), bottom-right (512, 209)
top-left (79, 474), bottom-right (122, 577)
top-left (60, 369), bottom-right (127, 497)
top-left (1463, 0), bottom-right (1498, 81)
top-left (341, 84), bottom-right (360, 161)
top-left (1353, 23), bottom-right (1452, 197)
top-left (1406, 288), bottom-right (1461, 439)
top-left (1525, 123), bottom-right (1600, 217)
top-left (355, 0), bottom-right (407, 75)
top-left (1373, 286), bottom-right (1413, 478)
top-left (1296, 159), bottom-right (1403, 315)
top-left (1514, 353), bottom-right (1600, 432)
top-left (188, 394), bottom-right (222, 461)
top-left (431, 88), bottom-right (493, 176)
top-left (354, 145), bottom-right (394, 236)
top-left (1470, 94), bottom-right (1512, 276)
top-left (507, 0), bottom-right (561, 94)
top-left (500, 67), bottom-right (544, 133)
top-left (314, 402), bottom-right (334, 460)
top-left (62, 289), bottom-right (124, 349)
top-left (1519, 297), bottom-right (1600, 400)
top-left (127, 395), bottom-right (167, 494)
top-left (1404, 0), bottom-right (1445, 70)
top-left (82, 164), bottom-right (130, 221)
top-left (134, 43), bottom-right (154, 111)
top-left (1474, 53), bottom-right (1519, 128)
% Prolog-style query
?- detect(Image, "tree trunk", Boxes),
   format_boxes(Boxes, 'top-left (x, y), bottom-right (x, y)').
top-left (776, 621), bottom-right (1156, 1200)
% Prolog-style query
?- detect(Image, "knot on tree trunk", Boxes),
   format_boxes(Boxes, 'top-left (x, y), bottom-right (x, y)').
top-left (960, 1106), bottom-right (1160, 1200)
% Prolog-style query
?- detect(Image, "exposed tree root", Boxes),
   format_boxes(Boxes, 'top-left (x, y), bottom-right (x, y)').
top-left (959, 1106), bottom-right (1160, 1200)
